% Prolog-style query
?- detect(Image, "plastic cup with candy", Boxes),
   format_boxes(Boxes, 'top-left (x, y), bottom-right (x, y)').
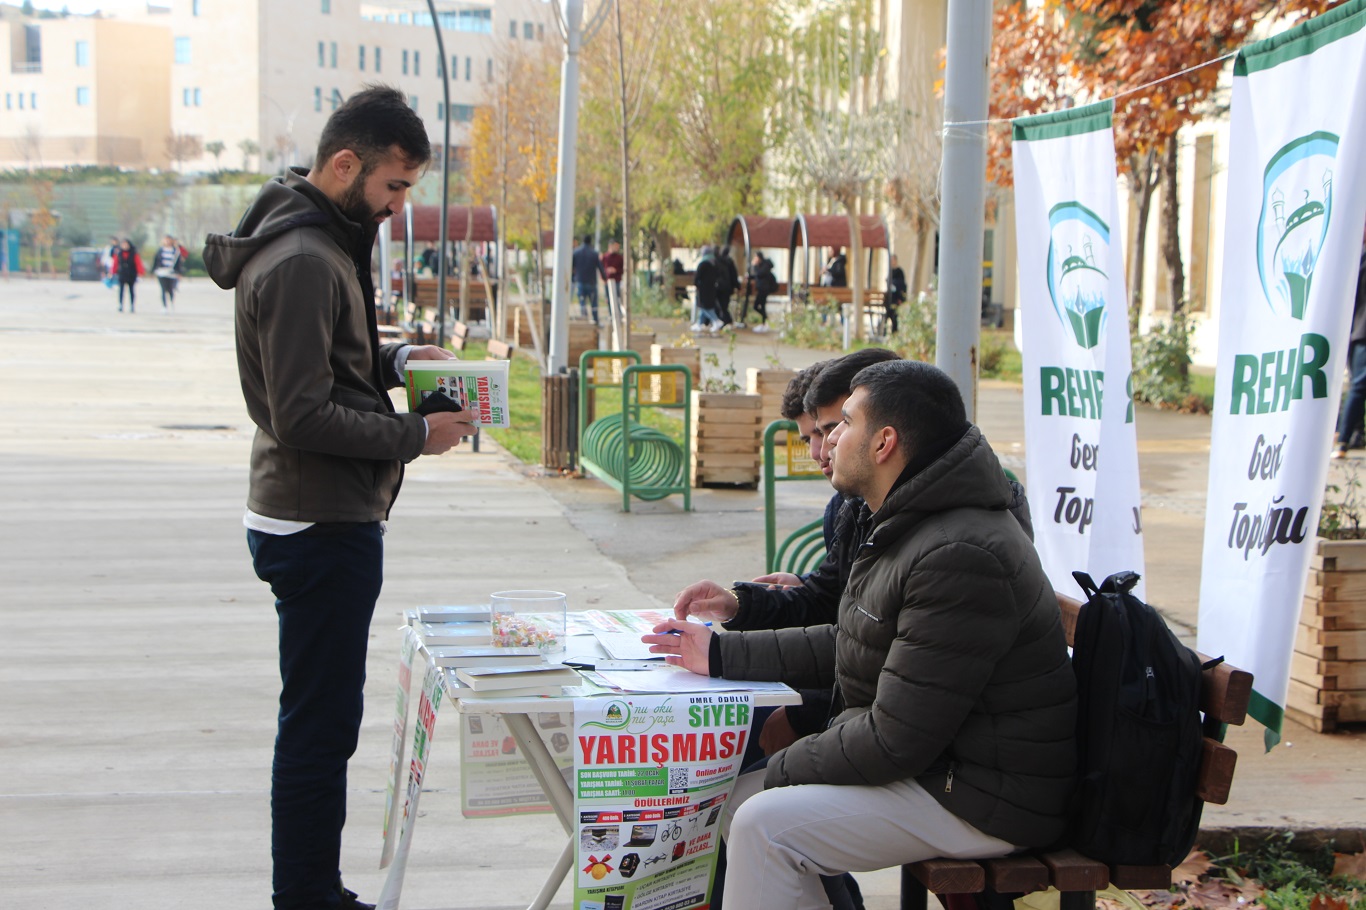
top-left (490, 589), bottom-right (566, 652)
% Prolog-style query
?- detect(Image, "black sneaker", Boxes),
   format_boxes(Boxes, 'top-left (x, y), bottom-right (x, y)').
top-left (338, 882), bottom-right (374, 910)
top-left (1349, 430), bottom-right (1366, 450)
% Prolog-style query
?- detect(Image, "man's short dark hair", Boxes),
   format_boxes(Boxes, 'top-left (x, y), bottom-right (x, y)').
top-left (315, 84), bottom-right (431, 174)
top-left (781, 360), bottom-right (831, 420)
top-left (582, 234), bottom-right (592, 246)
top-left (851, 360), bottom-right (968, 465)
top-left (803, 347), bottom-right (899, 415)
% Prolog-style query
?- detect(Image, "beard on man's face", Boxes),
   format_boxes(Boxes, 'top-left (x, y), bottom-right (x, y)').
top-left (337, 170), bottom-right (388, 227)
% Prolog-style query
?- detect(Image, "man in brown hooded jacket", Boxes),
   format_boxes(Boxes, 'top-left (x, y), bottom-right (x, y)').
top-left (205, 86), bottom-right (474, 910)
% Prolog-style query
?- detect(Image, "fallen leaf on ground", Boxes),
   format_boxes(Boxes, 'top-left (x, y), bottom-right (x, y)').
top-left (1308, 894), bottom-right (1348, 910)
top-left (1174, 850), bottom-right (1215, 886)
top-left (1333, 852), bottom-right (1366, 882)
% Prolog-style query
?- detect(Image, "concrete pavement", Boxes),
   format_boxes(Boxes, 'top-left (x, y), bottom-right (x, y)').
top-left (0, 276), bottom-right (1360, 910)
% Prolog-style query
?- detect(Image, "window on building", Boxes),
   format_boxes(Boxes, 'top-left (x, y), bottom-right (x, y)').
top-left (374, 46), bottom-right (381, 72)
top-left (523, 22), bottom-right (533, 39)
top-left (314, 86), bottom-right (322, 112)
top-left (538, 23), bottom-right (545, 41)
top-left (194, 87), bottom-right (202, 106)
top-left (182, 88), bottom-right (191, 106)
top-left (509, 19), bottom-right (517, 38)
top-left (75, 40), bottom-right (89, 67)
top-left (464, 56), bottom-right (470, 80)
top-left (76, 86), bottom-right (90, 106)
top-left (317, 41), bottom-right (325, 67)
top-left (321, 0), bottom-right (330, 12)
top-left (409, 95), bottom-right (418, 111)
top-left (486, 58), bottom-right (492, 81)
top-left (31, 92), bottom-right (36, 109)
top-left (360, 45), bottom-right (367, 70)
top-left (436, 102), bottom-right (443, 120)
top-left (192, 0), bottom-right (200, 15)
top-left (413, 50), bottom-right (420, 76)
top-left (174, 37), bottom-right (190, 64)
top-left (331, 88), bottom-right (342, 111)
top-left (4, 94), bottom-right (10, 110)
top-left (17, 93), bottom-right (24, 110)
top-left (402, 49), bottom-right (408, 75)
top-left (449, 104), bottom-right (474, 122)
top-left (330, 41), bottom-right (337, 68)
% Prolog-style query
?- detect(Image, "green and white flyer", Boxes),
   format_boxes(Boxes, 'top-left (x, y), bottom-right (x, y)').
top-left (572, 694), bottom-right (753, 910)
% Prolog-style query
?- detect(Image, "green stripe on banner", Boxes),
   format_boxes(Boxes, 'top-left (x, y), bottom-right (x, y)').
top-left (1234, 0), bottom-right (1366, 76)
top-left (1247, 688), bottom-right (1284, 752)
top-left (1012, 99), bottom-right (1113, 142)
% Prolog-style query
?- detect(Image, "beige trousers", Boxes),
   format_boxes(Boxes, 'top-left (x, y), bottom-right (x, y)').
top-left (720, 770), bottom-right (1018, 910)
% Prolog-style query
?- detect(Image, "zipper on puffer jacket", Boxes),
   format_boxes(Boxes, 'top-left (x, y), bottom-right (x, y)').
top-left (945, 763), bottom-right (956, 793)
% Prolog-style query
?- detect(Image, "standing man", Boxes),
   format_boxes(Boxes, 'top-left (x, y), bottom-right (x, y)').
top-left (572, 234), bottom-right (605, 325)
top-left (205, 85), bottom-right (475, 910)
top-left (692, 245), bottom-right (722, 332)
top-left (716, 245), bottom-right (740, 327)
top-left (885, 253), bottom-right (907, 336)
top-left (647, 361), bottom-right (1074, 907)
top-left (1334, 225), bottom-right (1366, 458)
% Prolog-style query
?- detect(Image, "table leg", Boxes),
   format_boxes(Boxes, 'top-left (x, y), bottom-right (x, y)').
top-left (524, 838), bottom-right (574, 910)
top-left (503, 713), bottom-right (577, 909)
top-left (503, 713), bottom-right (574, 832)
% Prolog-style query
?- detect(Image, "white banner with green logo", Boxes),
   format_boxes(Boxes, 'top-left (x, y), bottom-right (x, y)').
top-left (1199, 0), bottom-right (1366, 747)
top-left (1012, 100), bottom-right (1146, 600)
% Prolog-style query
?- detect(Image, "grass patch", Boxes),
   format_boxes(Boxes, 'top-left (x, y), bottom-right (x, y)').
top-left (457, 342), bottom-right (689, 467)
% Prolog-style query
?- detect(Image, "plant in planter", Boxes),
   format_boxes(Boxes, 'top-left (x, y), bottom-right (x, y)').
top-left (1292, 463), bottom-right (1366, 732)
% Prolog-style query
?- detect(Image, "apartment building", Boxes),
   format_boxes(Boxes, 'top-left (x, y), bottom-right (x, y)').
top-left (0, 0), bottom-right (555, 173)
top-left (0, 8), bottom-right (173, 168)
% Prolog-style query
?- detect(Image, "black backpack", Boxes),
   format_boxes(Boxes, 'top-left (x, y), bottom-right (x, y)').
top-left (1068, 570), bottom-right (1215, 867)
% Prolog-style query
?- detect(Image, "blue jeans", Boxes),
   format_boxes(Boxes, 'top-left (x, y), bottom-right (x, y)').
top-left (1338, 341), bottom-right (1366, 444)
top-left (248, 522), bottom-right (384, 910)
top-left (576, 281), bottom-right (599, 323)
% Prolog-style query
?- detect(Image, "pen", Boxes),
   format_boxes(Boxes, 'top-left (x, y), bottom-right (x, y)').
top-left (665, 622), bottom-right (713, 634)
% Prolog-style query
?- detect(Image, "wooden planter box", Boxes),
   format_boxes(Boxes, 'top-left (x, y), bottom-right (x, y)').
top-left (1287, 537), bottom-right (1366, 732)
top-left (569, 321), bottom-right (601, 368)
top-left (746, 367), bottom-right (797, 431)
top-left (651, 344), bottom-right (701, 386)
top-left (690, 391), bottom-right (762, 486)
top-left (628, 331), bottom-right (657, 355)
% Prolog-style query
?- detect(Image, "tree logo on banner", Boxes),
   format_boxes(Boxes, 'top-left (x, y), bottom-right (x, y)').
top-left (1257, 131), bottom-right (1339, 320)
top-left (1046, 201), bottom-right (1111, 350)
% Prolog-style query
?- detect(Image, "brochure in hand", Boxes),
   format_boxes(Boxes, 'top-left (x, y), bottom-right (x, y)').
top-left (403, 359), bottom-right (511, 428)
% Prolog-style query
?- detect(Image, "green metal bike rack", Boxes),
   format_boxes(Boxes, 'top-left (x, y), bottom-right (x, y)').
top-left (763, 418), bottom-right (830, 574)
top-left (578, 350), bottom-right (692, 512)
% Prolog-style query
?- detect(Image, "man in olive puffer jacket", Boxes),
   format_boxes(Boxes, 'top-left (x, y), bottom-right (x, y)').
top-left (646, 360), bottom-right (1076, 909)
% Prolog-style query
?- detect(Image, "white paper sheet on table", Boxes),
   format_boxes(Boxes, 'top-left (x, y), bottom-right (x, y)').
top-left (595, 665), bottom-right (793, 694)
top-left (592, 631), bottom-right (666, 661)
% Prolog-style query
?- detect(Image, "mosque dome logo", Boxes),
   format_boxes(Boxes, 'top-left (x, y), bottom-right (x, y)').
top-left (1257, 131), bottom-right (1338, 319)
top-left (1046, 201), bottom-right (1110, 350)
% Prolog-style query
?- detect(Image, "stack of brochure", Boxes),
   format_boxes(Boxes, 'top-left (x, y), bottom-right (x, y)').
top-left (454, 664), bottom-right (582, 699)
top-left (425, 645), bottom-right (543, 669)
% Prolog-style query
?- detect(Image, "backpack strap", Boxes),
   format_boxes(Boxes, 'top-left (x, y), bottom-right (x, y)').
top-left (1071, 571), bottom-right (1100, 599)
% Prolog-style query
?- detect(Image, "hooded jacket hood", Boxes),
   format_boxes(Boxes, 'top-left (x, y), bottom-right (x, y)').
top-left (205, 168), bottom-right (365, 290)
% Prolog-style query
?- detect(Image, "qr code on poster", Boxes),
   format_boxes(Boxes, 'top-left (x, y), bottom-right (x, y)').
top-left (668, 767), bottom-right (689, 793)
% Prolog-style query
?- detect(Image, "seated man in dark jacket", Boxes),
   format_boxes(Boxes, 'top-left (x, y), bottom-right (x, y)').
top-left (647, 360), bottom-right (1076, 909)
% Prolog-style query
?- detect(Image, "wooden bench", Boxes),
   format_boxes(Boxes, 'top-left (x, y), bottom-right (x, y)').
top-left (411, 277), bottom-right (490, 323)
top-left (486, 338), bottom-right (514, 360)
top-left (450, 320), bottom-right (470, 352)
top-left (899, 593), bottom-right (1253, 910)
